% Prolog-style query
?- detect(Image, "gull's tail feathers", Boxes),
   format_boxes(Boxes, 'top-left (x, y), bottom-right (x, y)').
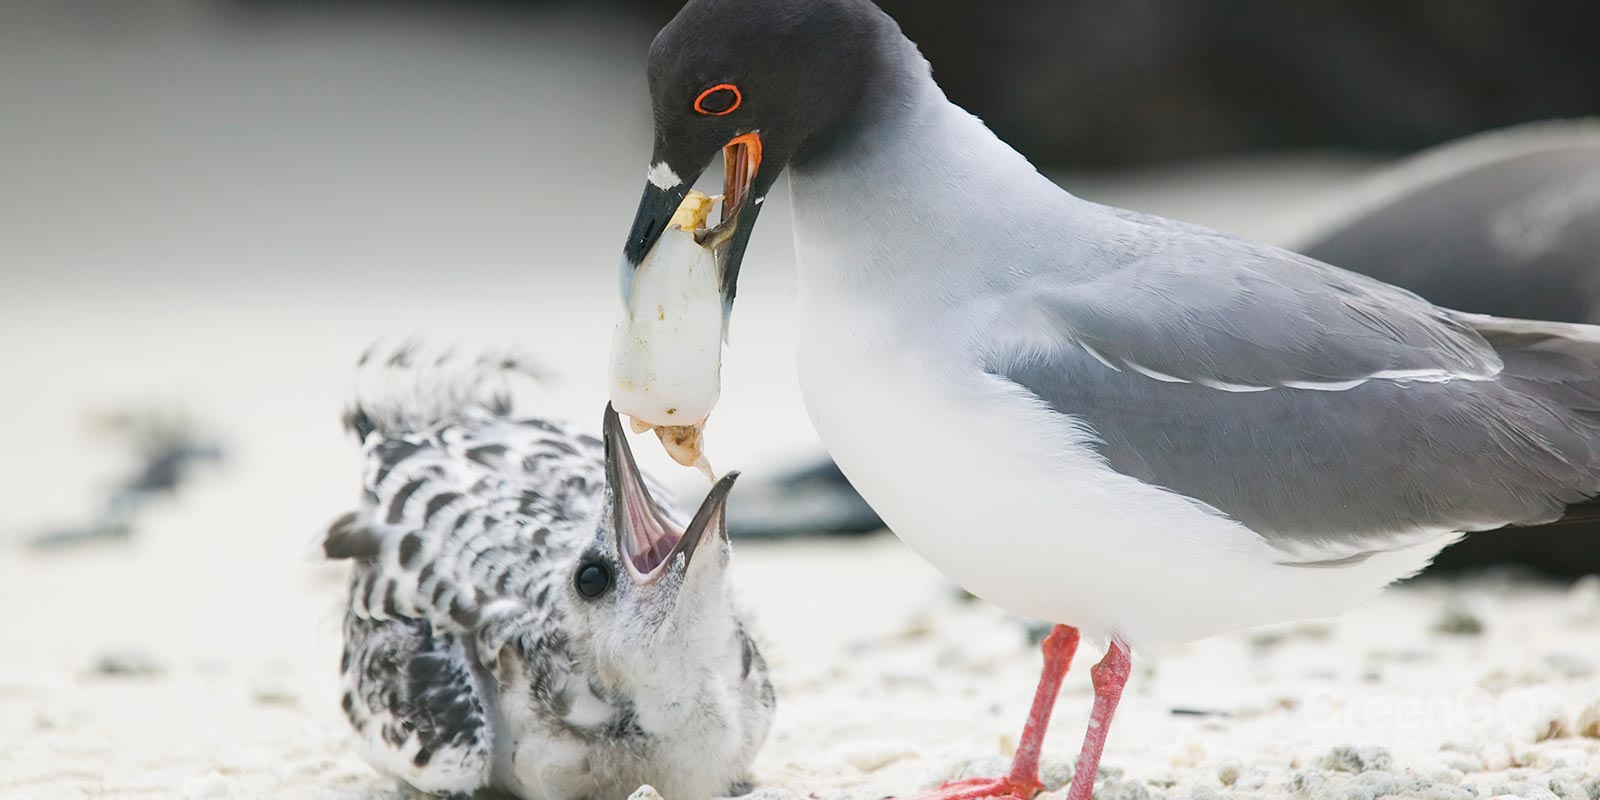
top-left (1457, 313), bottom-right (1600, 527)
top-left (342, 340), bottom-right (548, 444)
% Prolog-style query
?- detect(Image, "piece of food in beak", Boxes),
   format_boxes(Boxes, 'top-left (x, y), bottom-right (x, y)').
top-left (610, 190), bottom-right (724, 475)
top-left (654, 424), bottom-right (709, 475)
top-left (628, 416), bottom-right (712, 479)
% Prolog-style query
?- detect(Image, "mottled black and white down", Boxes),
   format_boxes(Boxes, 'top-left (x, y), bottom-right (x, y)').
top-left (323, 351), bottom-right (773, 799)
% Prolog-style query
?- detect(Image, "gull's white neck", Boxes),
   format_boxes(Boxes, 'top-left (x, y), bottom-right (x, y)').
top-left (787, 38), bottom-right (1102, 319)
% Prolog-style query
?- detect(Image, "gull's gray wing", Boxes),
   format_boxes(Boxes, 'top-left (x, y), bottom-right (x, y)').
top-left (1013, 206), bottom-right (1505, 391)
top-left (986, 212), bottom-right (1600, 554)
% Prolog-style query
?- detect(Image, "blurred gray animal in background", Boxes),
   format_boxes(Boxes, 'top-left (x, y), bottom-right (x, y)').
top-left (29, 409), bottom-right (223, 549)
top-left (1292, 120), bottom-right (1600, 324)
top-left (732, 120), bottom-right (1600, 577)
top-left (322, 350), bottom-right (772, 799)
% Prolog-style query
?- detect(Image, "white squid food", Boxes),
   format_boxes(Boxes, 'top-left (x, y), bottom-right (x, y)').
top-left (609, 190), bottom-right (723, 477)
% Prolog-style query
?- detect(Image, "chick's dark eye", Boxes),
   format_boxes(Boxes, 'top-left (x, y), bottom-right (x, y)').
top-left (575, 561), bottom-right (612, 598)
top-left (694, 84), bottom-right (741, 116)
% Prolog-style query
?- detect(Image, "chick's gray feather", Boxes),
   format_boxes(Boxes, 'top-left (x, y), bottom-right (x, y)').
top-left (329, 368), bottom-right (608, 795)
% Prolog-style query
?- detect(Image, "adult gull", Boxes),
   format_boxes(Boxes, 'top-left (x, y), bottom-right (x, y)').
top-left (617, 2), bottom-right (1600, 798)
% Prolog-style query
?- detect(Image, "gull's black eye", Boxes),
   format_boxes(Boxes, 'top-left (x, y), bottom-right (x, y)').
top-left (575, 561), bottom-right (612, 599)
top-left (694, 83), bottom-right (741, 116)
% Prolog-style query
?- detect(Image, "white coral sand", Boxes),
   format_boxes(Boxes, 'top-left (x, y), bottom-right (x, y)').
top-left (2, 522), bottom-right (1598, 799)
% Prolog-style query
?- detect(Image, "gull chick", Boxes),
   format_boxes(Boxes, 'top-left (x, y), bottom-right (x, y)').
top-left (321, 359), bottom-right (773, 799)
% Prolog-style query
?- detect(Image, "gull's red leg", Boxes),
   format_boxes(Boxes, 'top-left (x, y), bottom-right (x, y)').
top-left (1003, 625), bottom-right (1082, 791)
top-left (901, 625), bottom-right (1081, 800)
top-left (1064, 641), bottom-right (1132, 800)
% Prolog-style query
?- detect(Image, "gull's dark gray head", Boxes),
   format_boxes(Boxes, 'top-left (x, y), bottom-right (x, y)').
top-left (566, 404), bottom-right (739, 658)
top-left (621, 0), bottom-right (892, 317)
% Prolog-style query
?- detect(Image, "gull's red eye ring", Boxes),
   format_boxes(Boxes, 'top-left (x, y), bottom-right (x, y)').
top-left (694, 84), bottom-right (742, 116)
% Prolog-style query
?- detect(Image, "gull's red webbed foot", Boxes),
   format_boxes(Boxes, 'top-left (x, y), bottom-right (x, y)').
top-left (901, 775), bottom-right (1040, 800)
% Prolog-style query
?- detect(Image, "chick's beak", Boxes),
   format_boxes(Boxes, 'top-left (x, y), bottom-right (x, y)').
top-left (603, 404), bottom-right (739, 583)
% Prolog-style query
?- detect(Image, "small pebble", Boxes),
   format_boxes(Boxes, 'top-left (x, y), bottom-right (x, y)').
top-left (1286, 771), bottom-right (1325, 795)
top-left (1172, 741), bottom-right (1207, 768)
top-left (251, 675), bottom-right (299, 706)
top-left (1249, 623), bottom-right (1332, 650)
top-left (1215, 759), bottom-right (1241, 786)
top-left (180, 770), bottom-right (230, 799)
top-left (1096, 776), bottom-right (1156, 800)
top-left (1551, 767), bottom-right (1587, 783)
top-left (1549, 776), bottom-right (1589, 800)
top-left (91, 650), bottom-right (164, 678)
top-left (1418, 766), bottom-right (1466, 786)
top-left (1355, 770), bottom-right (1402, 794)
top-left (1533, 710), bottom-right (1572, 742)
top-left (1433, 601), bottom-right (1485, 635)
top-left (1511, 745), bottom-right (1546, 768)
top-left (1489, 782), bottom-right (1559, 800)
top-left (1318, 746), bottom-right (1393, 774)
top-left (1480, 742), bottom-right (1514, 771)
top-left (1038, 761), bottom-right (1074, 791)
top-left (1574, 699), bottom-right (1600, 738)
top-left (1436, 749), bottom-right (1486, 774)
top-left (1235, 767), bottom-right (1267, 791)
top-left (1518, 782), bottom-right (1556, 799)
top-left (896, 614), bottom-right (935, 641)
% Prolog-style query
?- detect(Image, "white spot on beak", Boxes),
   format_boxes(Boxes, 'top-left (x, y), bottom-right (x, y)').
top-left (754, 196), bottom-right (766, 206)
top-left (647, 162), bottom-right (682, 191)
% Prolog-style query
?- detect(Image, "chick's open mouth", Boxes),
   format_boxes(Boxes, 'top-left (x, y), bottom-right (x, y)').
top-left (618, 483), bottom-right (684, 578)
top-left (606, 404), bottom-right (697, 581)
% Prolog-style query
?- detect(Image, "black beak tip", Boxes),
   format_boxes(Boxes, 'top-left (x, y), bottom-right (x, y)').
top-left (623, 227), bottom-right (654, 266)
top-left (707, 470), bottom-right (740, 508)
top-left (624, 182), bottom-right (687, 267)
top-left (602, 403), bottom-right (634, 471)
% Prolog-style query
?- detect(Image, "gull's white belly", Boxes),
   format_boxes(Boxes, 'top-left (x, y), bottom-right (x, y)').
top-left (794, 304), bottom-right (1447, 648)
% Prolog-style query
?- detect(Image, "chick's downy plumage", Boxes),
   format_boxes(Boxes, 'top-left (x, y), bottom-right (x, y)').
top-left (322, 350), bottom-right (773, 799)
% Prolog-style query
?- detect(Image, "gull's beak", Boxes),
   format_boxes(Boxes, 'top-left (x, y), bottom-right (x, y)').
top-left (604, 403), bottom-right (739, 583)
top-left (620, 132), bottom-right (767, 325)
